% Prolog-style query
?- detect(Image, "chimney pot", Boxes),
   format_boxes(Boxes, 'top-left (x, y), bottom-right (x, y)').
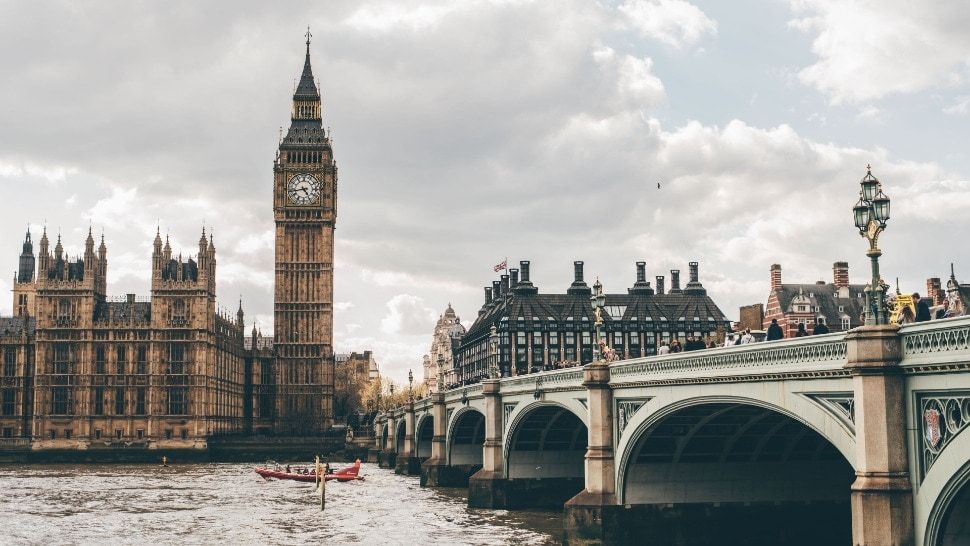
top-left (510, 268), bottom-right (519, 286)
top-left (656, 275), bottom-right (665, 295)
top-left (574, 261), bottom-right (584, 283)
top-left (832, 261), bottom-right (849, 289)
top-left (770, 264), bottom-right (782, 290)
top-left (670, 270), bottom-right (681, 292)
top-left (520, 261), bottom-right (530, 283)
top-left (484, 287), bottom-right (493, 304)
top-left (501, 274), bottom-right (510, 296)
top-left (689, 262), bottom-right (699, 283)
top-left (636, 261), bottom-right (646, 283)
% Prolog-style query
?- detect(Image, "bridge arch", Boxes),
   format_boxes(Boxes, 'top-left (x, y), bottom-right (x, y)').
top-left (447, 406), bottom-right (485, 466)
top-left (395, 418), bottom-right (406, 454)
top-left (380, 422), bottom-right (389, 450)
top-left (496, 401), bottom-right (587, 508)
top-left (920, 424), bottom-right (970, 546)
top-left (415, 413), bottom-right (434, 459)
top-left (617, 397), bottom-right (855, 544)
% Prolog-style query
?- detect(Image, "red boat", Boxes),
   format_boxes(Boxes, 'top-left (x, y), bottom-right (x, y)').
top-left (255, 459), bottom-right (364, 483)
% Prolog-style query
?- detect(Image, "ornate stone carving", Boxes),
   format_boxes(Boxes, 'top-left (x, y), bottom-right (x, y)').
top-left (803, 392), bottom-right (855, 434)
top-left (503, 402), bottom-right (518, 431)
top-left (614, 397), bottom-right (651, 438)
top-left (918, 391), bottom-right (970, 480)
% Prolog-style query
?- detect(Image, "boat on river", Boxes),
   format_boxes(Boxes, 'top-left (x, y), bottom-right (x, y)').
top-left (255, 460), bottom-right (364, 483)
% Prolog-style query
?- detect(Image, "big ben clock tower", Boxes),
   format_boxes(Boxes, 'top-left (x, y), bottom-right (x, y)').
top-left (273, 31), bottom-right (336, 433)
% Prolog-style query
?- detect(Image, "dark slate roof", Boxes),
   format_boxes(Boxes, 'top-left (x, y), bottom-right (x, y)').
top-left (0, 316), bottom-right (34, 336)
top-left (774, 282), bottom-right (866, 327)
top-left (281, 122), bottom-right (329, 149)
top-left (462, 287), bottom-right (730, 343)
top-left (294, 48), bottom-right (319, 100)
top-left (94, 301), bottom-right (152, 322)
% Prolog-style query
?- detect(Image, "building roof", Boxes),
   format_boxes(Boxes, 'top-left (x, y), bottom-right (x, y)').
top-left (0, 316), bottom-right (34, 336)
top-left (773, 282), bottom-right (866, 327)
top-left (462, 281), bottom-right (730, 343)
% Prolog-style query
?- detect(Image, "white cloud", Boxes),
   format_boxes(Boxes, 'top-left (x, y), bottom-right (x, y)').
top-left (334, 301), bottom-right (356, 312)
top-left (619, 0), bottom-right (717, 48)
top-left (943, 96), bottom-right (970, 116)
top-left (343, 2), bottom-right (460, 33)
top-left (855, 105), bottom-right (883, 123)
top-left (380, 294), bottom-right (437, 336)
top-left (789, 0), bottom-right (970, 102)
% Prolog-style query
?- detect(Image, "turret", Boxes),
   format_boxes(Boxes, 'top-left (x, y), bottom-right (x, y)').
top-left (17, 229), bottom-right (35, 283)
top-left (236, 298), bottom-right (245, 330)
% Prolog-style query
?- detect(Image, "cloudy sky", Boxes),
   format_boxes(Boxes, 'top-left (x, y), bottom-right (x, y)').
top-left (1, 1), bottom-right (968, 383)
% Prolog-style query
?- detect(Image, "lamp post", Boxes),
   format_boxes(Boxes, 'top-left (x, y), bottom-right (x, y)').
top-left (852, 165), bottom-right (892, 325)
top-left (389, 383), bottom-right (395, 408)
top-left (590, 277), bottom-right (606, 362)
top-left (408, 369), bottom-right (414, 402)
top-left (488, 325), bottom-right (500, 379)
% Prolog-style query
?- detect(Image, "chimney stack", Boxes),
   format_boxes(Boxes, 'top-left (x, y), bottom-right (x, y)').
top-left (770, 264), bottom-right (782, 291)
top-left (492, 280), bottom-right (501, 301)
top-left (670, 269), bottom-right (681, 293)
top-left (629, 261), bottom-right (654, 295)
top-left (568, 260), bottom-right (591, 295)
top-left (501, 274), bottom-right (510, 297)
top-left (833, 261), bottom-right (849, 289)
top-left (510, 268), bottom-right (519, 286)
top-left (656, 275), bottom-right (665, 295)
top-left (484, 286), bottom-right (493, 304)
top-left (927, 277), bottom-right (943, 305)
top-left (689, 262), bottom-right (699, 283)
top-left (683, 261), bottom-right (707, 295)
top-left (520, 261), bottom-right (530, 283)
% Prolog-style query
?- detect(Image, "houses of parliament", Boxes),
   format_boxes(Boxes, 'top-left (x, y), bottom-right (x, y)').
top-left (0, 37), bottom-right (337, 450)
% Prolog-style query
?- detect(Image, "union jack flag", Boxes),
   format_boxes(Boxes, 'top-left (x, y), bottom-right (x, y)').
top-left (493, 259), bottom-right (507, 272)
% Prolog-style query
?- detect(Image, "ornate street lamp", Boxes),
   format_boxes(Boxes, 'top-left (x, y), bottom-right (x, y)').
top-left (488, 325), bottom-right (500, 379)
top-left (590, 277), bottom-right (606, 362)
top-left (408, 369), bottom-right (414, 401)
top-left (533, 376), bottom-right (542, 400)
top-left (853, 165), bottom-right (892, 325)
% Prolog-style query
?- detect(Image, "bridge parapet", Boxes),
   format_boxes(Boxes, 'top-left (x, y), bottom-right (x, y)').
top-left (609, 331), bottom-right (848, 384)
top-left (498, 368), bottom-right (585, 395)
top-left (899, 316), bottom-right (970, 368)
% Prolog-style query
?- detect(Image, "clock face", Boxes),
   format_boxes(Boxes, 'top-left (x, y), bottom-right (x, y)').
top-left (287, 173), bottom-right (321, 205)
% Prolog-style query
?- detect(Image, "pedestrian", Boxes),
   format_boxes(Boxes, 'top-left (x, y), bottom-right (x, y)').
top-left (740, 329), bottom-right (755, 344)
top-left (897, 305), bottom-right (915, 325)
top-left (813, 321), bottom-right (830, 335)
top-left (670, 339), bottom-right (683, 353)
top-left (795, 323), bottom-right (808, 337)
top-left (766, 319), bottom-right (784, 341)
top-left (658, 342), bottom-right (670, 355)
top-left (914, 292), bottom-right (932, 322)
top-left (724, 334), bottom-right (736, 347)
top-left (707, 338), bottom-right (717, 349)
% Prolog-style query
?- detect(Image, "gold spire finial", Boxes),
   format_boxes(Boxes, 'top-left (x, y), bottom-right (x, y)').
top-left (305, 26), bottom-right (312, 52)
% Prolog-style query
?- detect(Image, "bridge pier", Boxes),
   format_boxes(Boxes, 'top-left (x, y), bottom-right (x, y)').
top-left (396, 401), bottom-right (421, 475)
top-left (367, 420), bottom-right (381, 463)
top-left (379, 415), bottom-right (397, 469)
top-left (421, 390), bottom-right (452, 486)
top-left (468, 379), bottom-right (507, 508)
top-left (564, 360), bottom-right (625, 545)
top-left (846, 324), bottom-right (914, 546)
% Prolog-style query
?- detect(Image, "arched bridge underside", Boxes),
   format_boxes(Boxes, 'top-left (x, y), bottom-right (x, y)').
top-left (620, 402), bottom-right (853, 544)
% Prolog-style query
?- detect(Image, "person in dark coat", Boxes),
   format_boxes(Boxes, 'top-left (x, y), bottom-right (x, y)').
top-left (813, 321), bottom-right (830, 335)
top-left (914, 292), bottom-right (932, 322)
top-left (795, 323), bottom-right (808, 337)
top-left (766, 319), bottom-right (784, 341)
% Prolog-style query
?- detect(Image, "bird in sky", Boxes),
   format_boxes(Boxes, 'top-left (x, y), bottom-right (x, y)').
top-left (657, 182), bottom-right (662, 189)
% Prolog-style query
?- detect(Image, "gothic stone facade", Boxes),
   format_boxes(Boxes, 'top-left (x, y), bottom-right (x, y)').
top-left (271, 39), bottom-right (337, 433)
top-left (422, 304), bottom-right (465, 391)
top-left (0, 228), bottom-right (246, 449)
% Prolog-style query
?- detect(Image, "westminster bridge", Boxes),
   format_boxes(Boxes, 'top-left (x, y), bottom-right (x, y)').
top-left (374, 318), bottom-right (970, 545)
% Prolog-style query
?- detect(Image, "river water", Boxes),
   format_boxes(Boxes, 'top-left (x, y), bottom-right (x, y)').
top-left (0, 463), bottom-right (562, 545)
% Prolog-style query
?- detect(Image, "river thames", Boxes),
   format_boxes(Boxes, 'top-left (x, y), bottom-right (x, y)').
top-left (0, 462), bottom-right (561, 545)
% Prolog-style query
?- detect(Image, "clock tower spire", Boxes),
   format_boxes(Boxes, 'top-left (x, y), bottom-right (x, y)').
top-left (272, 32), bottom-right (337, 433)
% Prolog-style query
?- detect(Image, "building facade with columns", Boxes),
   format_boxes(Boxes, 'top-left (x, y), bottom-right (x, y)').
top-left (1, 228), bottom-right (248, 448)
top-left (422, 304), bottom-right (465, 391)
top-left (453, 260), bottom-right (731, 385)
